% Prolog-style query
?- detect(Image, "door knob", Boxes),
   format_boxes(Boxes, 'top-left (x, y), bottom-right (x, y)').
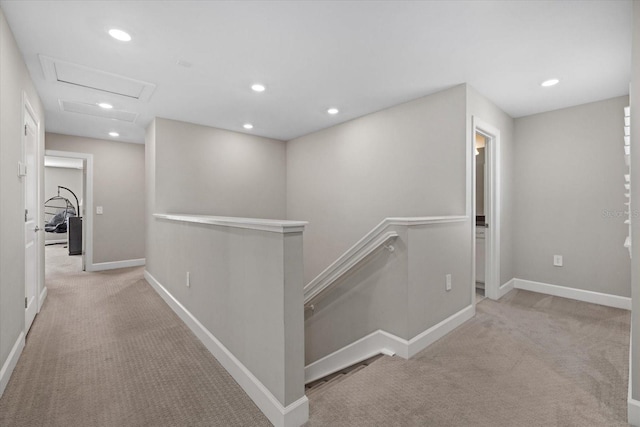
top-left (34, 226), bottom-right (42, 232)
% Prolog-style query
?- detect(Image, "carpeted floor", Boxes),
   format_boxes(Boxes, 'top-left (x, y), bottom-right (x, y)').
top-left (0, 245), bottom-right (270, 427)
top-left (305, 290), bottom-right (631, 426)
top-left (1, 246), bottom-right (631, 426)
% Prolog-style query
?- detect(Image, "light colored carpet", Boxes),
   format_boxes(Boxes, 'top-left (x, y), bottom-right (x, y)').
top-left (3, 246), bottom-right (631, 426)
top-left (306, 290), bottom-right (630, 426)
top-left (0, 245), bottom-right (270, 426)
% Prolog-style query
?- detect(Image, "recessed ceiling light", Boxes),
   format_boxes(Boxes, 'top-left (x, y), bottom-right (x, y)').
top-left (108, 28), bottom-right (131, 42)
top-left (243, 123), bottom-right (254, 130)
top-left (541, 79), bottom-right (560, 87)
top-left (109, 131), bottom-right (119, 137)
top-left (327, 108), bottom-right (339, 115)
top-left (251, 84), bottom-right (265, 92)
top-left (98, 102), bottom-right (113, 109)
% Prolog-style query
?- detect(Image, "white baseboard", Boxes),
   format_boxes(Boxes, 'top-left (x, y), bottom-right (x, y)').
top-left (630, 397), bottom-right (640, 426)
top-left (0, 332), bottom-right (25, 398)
top-left (90, 258), bottom-right (146, 272)
top-left (498, 278), bottom-right (515, 299)
top-left (144, 270), bottom-right (308, 427)
top-left (630, 330), bottom-right (640, 426)
top-left (305, 330), bottom-right (402, 384)
top-left (406, 304), bottom-right (475, 358)
top-left (513, 278), bottom-right (631, 310)
top-left (305, 304), bottom-right (474, 384)
top-left (38, 286), bottom-right (48, 312)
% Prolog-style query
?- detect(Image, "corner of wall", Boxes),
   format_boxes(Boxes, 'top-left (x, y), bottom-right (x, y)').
top-left (629, 0), bottom-right (640, 408)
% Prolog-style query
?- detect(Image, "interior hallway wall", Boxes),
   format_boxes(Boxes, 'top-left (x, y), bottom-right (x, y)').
top-left (513, 96), bottom-right (631, 297)
top-left (153, 117), bottom-right (286, 218)
top-left (145, 118), bottom-right (303, 415)
top-left (45, 133), bottom-right (145, 264)
top-left (0, 7), bottom-right (45, 393)
top-left (146, 117), bottom-right (287, 298)
top-left (287, 85), bottom-right (468, 284)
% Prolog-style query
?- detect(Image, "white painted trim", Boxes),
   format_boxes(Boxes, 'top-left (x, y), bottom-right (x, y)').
top-left (0, 332), bottom-right (25, 398)
top-left (513, 278), bottom-right (631, 310)
top-left (45, 150), bottom-right (93, 273)
top-left (472, 117), bottom-right (501, 301)
top-left (629, 398), bottom-right (640, 427)
top-left (497, 278), bottom-right (515, 299)
top-left (385, 216), bottom-right (468, 226)
top-left (91, 258), bottom-right (145, 272)
top-left (144, 270), bottom-right (308, 427)
top-left (406, 304), bottom-right (475, 358)
top-left (304, 330), bottom-right (403, 384)
top-left (38, 285), bottom-right (48, 312)
top-left (305, 304), bottom-right (474, 384)
top-left (304, 215), bottom-right (468, 302)
top-left (153, 213), bottom-right (308, 234)
top-left (629, 330), bottom-right (640, 426)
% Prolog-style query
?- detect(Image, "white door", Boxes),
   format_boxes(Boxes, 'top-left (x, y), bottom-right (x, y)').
top-left (81, 159), bottom-right (87, 271)
top-left (24, 107), bottom-right (39, 333)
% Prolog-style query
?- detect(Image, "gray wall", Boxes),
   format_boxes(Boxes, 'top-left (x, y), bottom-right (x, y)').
top-left (149, 219), bottom-right (305, 407)
top-left (513, 96), bottom-right (631, 297)
top-left (154, 117), bottom-right (286, 219)
top-left (287, 85), bottom-right (468, 284)
top-left (630, 0), bottom-right (639, 404)
top-left (467, 85), bottom-right (516, 287)
top-left (145, 118), bottom-right (303, 409)
top-left (0, 8), bottom-right (45, 387)
top-left (44, 166), bottom-right (82, 242)
top-left (305, 220), bottom-right (471, 364)
top-left (45, 133), bottom-right (145, 264)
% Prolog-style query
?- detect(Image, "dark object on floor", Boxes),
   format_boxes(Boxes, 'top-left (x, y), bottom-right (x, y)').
top-left (68, 217), bottom-right (82, 255)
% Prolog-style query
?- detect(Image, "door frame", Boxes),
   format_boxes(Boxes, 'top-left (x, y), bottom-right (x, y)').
top-left (45, 150), bottom-right (94, 271)
top-left (22, 92), bottom-right (43, 326)
top-left (471, 117), bottom-right (502, 301)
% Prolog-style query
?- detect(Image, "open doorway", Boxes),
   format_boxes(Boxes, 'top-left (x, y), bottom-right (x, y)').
top-left (43, 155), bottom-right (84, 275)
top-left (44, 150), bottom-right (94, 277)
top-left (472, 117), bottom-right (502, 302)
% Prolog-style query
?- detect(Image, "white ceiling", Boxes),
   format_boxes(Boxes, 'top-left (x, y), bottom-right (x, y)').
top-left (0, 0), bottom-right (632, 144)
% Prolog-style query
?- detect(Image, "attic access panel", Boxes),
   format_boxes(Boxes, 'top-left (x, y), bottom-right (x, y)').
top-left (58, 100), bottom-right (138, 123)
top-left (39, 55), bottom-right (156, 101)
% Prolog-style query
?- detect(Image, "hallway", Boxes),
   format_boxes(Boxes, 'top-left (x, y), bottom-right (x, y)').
top-left (0, 246), bottom-right (269, 426)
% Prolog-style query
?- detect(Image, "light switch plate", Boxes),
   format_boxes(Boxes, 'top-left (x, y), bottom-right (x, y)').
top-left (17, 162), bottom-right (27, 177)
top-left (96, 206), bottom-right (103, 215)
top-left (553, 255), bottom-right (563, 267)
